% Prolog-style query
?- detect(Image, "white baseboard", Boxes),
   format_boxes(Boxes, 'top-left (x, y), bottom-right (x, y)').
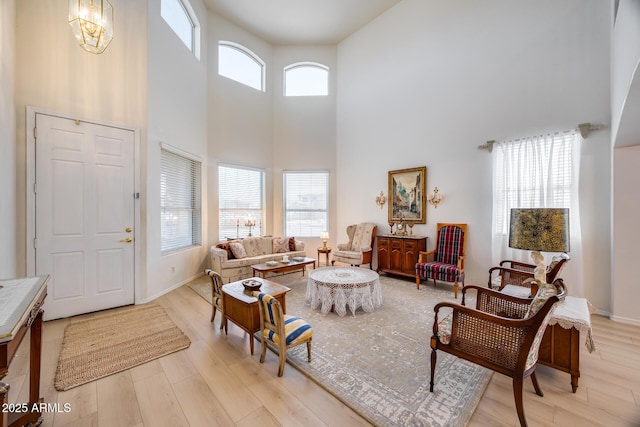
top-left (137, 272), bottom-right (205, 304)
top-left (609, 314), bottom-right (640, 326)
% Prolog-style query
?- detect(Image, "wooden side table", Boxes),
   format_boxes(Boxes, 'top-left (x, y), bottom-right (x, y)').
top-left (317, 247), bottom-right (332, 266)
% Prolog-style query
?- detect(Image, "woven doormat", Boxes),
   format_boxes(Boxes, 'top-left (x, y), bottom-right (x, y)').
top-left (54, 304), bottom-right (190, 391)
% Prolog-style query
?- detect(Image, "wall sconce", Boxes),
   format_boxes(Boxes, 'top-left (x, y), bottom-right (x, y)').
top-left (427, 187), bottom-right (443, 208)
top-left (320, 231), bottom-right (329, 249)
top-left (375, 191), bottom-right (386, 209)
top-left (69, 0), bottom-right (114, 54)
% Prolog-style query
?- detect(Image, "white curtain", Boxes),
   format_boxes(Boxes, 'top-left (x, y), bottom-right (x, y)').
top-left (491, 130), bottom-right (584, 296)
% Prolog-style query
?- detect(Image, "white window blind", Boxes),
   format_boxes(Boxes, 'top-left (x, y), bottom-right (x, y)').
top-left (160, 149), bottom-right (202, 253)
top-left (284, 172), bottom-right (329, 237)
top-left (219, 165), bottom-right (264, 240)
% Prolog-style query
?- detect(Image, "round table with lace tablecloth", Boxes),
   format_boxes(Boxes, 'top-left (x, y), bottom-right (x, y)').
top-left (306, 267), bottom-right (382, 316)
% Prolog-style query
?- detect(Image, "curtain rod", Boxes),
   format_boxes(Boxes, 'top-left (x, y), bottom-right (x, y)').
top-left (477, 122), bottom-right (605, 153)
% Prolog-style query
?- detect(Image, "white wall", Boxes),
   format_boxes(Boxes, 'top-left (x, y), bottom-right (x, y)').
top-left (337, 0), bottom-right (611, 309)
top-left (206, 13), bottom-right (274, 245)
top-left (144, 0), bottom-right (209, 300)
top-left (611, 0), bottom-right (640, 325)
top-left (0, 0), bottom-right (17, 278)
top-left (271, 45), bottom-right (337, 249)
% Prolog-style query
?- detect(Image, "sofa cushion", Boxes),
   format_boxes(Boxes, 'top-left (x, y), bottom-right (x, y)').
top-left (273, 237), bottom-right (290, 253)
top-left (229, 242), bottom-right (247, 259)
top-left (525, 281), bottom-right (558, 318)
top-left (216, 241), bottom-right (236, 260)
top-left (243, 236), bottom-right (272, 257)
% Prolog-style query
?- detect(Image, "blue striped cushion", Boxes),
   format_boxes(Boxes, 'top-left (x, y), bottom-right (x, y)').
top-left (263, 315), bottom-right (313, 346)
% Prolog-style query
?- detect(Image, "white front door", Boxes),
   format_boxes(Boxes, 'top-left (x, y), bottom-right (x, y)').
top-left (35, 114), bottom-right (135, 320)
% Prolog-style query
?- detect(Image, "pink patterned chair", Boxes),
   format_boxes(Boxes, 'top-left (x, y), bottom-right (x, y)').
top-left (331, 223), bottom-right (377, 269)
top-left (415, 223), bottom-right (467, 298)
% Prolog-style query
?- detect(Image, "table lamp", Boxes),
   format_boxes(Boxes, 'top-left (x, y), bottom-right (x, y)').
top-left (320, 231), bottom-right (329, 249)
top-left (509, 208), bottom-right (570, 283)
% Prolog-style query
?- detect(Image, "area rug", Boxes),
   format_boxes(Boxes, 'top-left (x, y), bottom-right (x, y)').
top-left (54, 304), bottom-right (191, 391)
top-left (189, 274), bottom-right (491, 427)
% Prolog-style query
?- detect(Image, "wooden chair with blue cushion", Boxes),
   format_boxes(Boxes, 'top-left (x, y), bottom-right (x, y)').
top-left (415, 223), bottom-right (467, 298)
top-left (205, 269), bottom-right (226, 333)
top-left (252, 291), bottom-right (313, 377)
top-left (431, 278), bottom-right (567, 427)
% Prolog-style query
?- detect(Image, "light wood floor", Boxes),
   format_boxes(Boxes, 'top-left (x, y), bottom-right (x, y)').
top-left (4, 275), bottom-right (640, 427)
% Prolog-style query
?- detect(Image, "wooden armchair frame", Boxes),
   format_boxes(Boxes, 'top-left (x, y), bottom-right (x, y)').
top-left (430, 279), bottom-right (566, 427)
top-left (488, 254), bottom-right (570, 295)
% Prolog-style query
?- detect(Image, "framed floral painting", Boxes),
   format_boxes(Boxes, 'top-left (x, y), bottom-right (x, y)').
top-left (388, 166), bottom-right (427, 224)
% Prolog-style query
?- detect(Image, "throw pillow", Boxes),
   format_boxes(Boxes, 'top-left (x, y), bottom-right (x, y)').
top-left (525, 280), bottom-right (558, 318)
top-left (216, 242), bottom-right (235, 260)
top-left (273, 237), bottom-right (290, 253)
top-left (229, 242), bottom-right (247, 259)
top-left (288, 237), bottom-right (296, 251)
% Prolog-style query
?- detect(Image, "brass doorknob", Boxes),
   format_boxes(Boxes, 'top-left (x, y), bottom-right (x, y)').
top-left (125, 227), bottom-right (132, 233)
top-left (120, 237), bottom-right (133, 243)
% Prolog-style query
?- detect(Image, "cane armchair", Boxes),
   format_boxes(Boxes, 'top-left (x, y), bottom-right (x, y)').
top-left (205, 269), bottom-right (226, 333)
top-left (332, 223), bottom-right (377, 269)
top-left (431, 279), bottom-right (567, 427)
top-left (415, 223), bottom-right (466, 298)
top-left (252, 292), bottom-right (313, 377)
top-left (488, 254), bottom-right (570, 297)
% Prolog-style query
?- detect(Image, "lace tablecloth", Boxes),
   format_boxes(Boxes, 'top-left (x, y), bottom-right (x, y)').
top-left (549, 295), bottom-right (596, 353)
top-left (306, 267), bottom-right (382, 316)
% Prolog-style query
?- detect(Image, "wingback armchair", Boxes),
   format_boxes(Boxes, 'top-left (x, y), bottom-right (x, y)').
top-left (415, 223), bottom-right (467, 298)
top-left (488, 253), bottom-right (570, 297)
top-left (431, 279), bottom-right (567, 427)
top-left (331, 223), bottom-right (377, 269)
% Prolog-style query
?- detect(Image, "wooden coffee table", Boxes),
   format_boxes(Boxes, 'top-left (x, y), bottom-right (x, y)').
top-left (252, 257), bottom-right (316, 279)
top-left (221, 278), bottom-right (290, 355)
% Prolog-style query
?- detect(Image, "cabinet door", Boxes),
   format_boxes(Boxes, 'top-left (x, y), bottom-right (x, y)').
top-left (390, 239), bottom-right (404, 272)
top-left (402, 240), bottom-right (419, 275)
top-left (377, 237), bottom-right (390, 271)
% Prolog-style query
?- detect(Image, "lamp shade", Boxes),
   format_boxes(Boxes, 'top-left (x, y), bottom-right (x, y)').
top-left (320, 231), bottom-right (329, 240)
top-left (509, 208), bottom-right (570, 252)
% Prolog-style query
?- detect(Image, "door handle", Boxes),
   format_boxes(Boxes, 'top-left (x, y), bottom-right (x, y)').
top-left (120, 237), bottom-right (133, 243)
top-left (125, 227), bottom-right (132, 233)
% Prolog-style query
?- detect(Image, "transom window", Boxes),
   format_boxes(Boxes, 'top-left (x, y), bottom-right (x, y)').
top-left (218, 42), bottom-right (265, 92)
top-left (160, 148), bottom-right (202, 254)
top-left (219, 165), bottom-right (265, 240)
top-left (284, 62), bottom-right (329, 97)
top-left (284, 171), bottom-right (329, 237)
top-left (160, 0), bottom-right (200, 58)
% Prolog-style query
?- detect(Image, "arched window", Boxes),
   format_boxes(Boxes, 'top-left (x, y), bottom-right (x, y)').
top-left (284, 62), bottom-right (329, 97)
top-left (161, 0), bottom-right (200, 59)
top-left (218, 42), bottom-right (265, 92)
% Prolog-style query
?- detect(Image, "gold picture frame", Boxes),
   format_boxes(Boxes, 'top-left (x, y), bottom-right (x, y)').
top-left (388, 166), bottom-right (427, 224)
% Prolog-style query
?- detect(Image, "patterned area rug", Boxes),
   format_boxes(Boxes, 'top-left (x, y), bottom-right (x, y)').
top-left (54, 304), bottom-right (191, 391)
top-left (189, 273), bottom-right (491, 427)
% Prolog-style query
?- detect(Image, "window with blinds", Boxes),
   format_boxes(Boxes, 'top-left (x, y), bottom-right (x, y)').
top-left (218, 165), bottom-right (264, 240)
top-left (284, 171), bottom-right (329, 238)
top-left (160, 149), bottom-right (202, 253)
top-left (493, 131), bottom-right (576, 235)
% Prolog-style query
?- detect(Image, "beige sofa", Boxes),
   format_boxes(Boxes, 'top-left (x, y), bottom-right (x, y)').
top-left (209, 236), bottom-right (306, 283)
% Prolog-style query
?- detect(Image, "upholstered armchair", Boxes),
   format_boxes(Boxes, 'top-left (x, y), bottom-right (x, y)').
top-left (488, 253), bottom-right (570, 297)
top-left (252, 292), bottom-right (313, 377)
top-left (331, 223), bottom-right (377, 269)
top-left (431, 279), bottom-right (567, 427)
top-left (204, 269), bottom-right (226, 333)
top-left (415, 223), bottom-right (467, 298)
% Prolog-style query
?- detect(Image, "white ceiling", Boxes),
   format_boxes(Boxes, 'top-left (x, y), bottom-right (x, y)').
top-left (203, 0), bottom-right (402, 45)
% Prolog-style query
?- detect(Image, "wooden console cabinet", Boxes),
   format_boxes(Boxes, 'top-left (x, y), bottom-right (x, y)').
top-left (376, 235), bottom-right (427, 278)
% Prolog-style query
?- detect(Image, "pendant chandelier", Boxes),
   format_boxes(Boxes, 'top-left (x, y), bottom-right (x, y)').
top-left (68, 0), bottom-right (114, 54)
